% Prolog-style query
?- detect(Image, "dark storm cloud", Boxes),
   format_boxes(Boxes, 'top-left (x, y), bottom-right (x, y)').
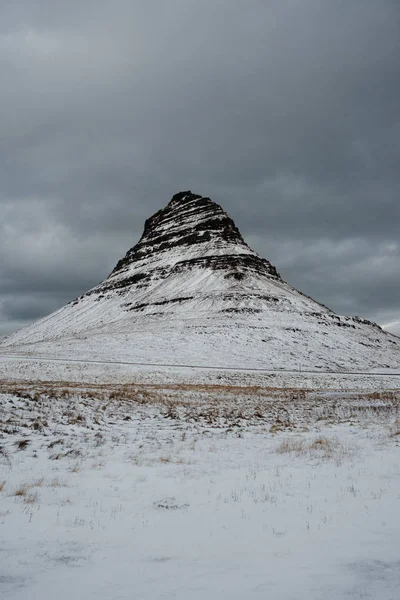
top-left (1, 0), bottom-right (399, 336)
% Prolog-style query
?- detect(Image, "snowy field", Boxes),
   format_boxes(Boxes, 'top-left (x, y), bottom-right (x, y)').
top-left (1, 354), bottom-right (400, 390)
top-left (1, 371), bottom-right (400, 600)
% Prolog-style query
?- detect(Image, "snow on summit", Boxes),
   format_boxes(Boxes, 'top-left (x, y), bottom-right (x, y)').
top-left (1, 191), bottom-right (399, 371)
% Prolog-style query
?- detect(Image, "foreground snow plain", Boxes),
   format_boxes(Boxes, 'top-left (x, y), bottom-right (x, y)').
top-left (1, 361), bottom-right (400, 600)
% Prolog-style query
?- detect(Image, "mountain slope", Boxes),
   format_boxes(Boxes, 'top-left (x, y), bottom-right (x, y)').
top-left (1, 191), bottom-right (399, 371)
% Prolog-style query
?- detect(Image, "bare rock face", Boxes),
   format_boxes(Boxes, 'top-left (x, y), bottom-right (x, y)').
top-left (2, 191), bottom-right (399, 371)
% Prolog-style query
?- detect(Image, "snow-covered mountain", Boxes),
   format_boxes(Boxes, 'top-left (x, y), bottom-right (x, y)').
top-left (2, 191), bottom-right (399, 371)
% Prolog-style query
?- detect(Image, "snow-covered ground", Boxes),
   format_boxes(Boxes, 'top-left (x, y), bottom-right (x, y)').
top-left (1, 377), bottom-right (400, 600)
top-left (2, 303), bottom-right (399, 373)
top-left (1, 353), bottom-right (400, 392)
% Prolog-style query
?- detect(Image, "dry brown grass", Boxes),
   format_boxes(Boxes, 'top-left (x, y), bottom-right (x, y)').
top-left (48, 477), bottom-right (68, 487)
top-left (310, 436), bottom-right (341, 455)
top-left (159, 456), bottom-right (172, 463)
top-left (13, 478), bottom-right (44, 497)
top-left (310, 435), bottom-right (338, 449)
top-left (276, 439), bottom-right (306, 455)
top-left (0, 481), bottom-right (5, 492)
top-left (14, 484), bottom-right (30, 497)
top-left (277, 435), bottom-right (341, 459)
top-left (269, 420), bottom-right (296, 434)
top-left (1, 377), bottom-right (399, 402)
top-left (1, 378), bottom-right (399, 434)
top-left (24, 491), bottom-right (39, 504)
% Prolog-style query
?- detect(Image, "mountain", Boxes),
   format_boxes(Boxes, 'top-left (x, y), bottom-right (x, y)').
top-left (1, 191), bottom-right (399, 371)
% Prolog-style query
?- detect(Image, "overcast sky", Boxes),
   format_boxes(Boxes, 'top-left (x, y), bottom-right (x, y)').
top-left (1, 0), bottom-right (399, 337)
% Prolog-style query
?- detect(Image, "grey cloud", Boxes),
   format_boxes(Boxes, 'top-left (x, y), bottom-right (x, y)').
top-left (245, 234), bottom-right (400, 322)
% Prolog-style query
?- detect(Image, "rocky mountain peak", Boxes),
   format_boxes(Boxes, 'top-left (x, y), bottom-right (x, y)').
top-left (108, 191), bottom-right (281, 284)
top-left (138, 190), bottom-right (246, 251)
